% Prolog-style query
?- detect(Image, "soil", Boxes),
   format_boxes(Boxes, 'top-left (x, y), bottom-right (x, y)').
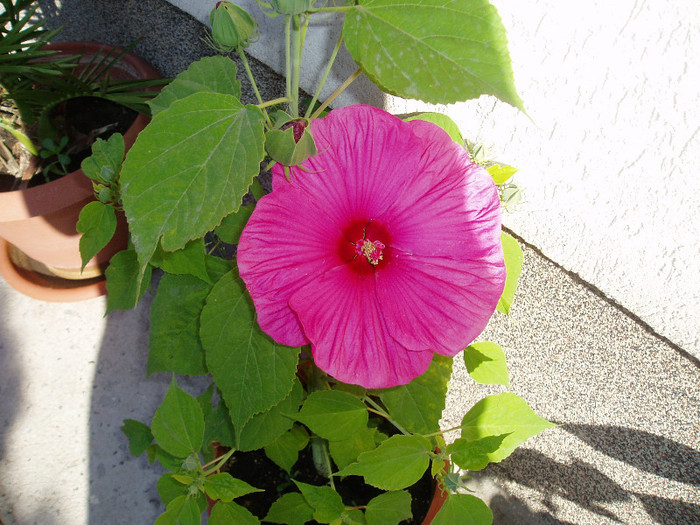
top-left (223, 445), bottom-right (434, 524)
top-left (0, 96), bottom-right (136, 192)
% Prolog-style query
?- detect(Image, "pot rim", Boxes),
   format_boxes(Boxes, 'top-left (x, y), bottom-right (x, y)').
top-left (0, 41), bottom-right (158, 221)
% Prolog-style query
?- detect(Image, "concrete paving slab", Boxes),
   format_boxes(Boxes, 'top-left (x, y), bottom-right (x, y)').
top-left (0, 1), bottom-right (698, 524)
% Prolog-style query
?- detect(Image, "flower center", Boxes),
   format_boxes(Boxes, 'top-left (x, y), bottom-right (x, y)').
top-left (356, 239), bottom-right (385, 266)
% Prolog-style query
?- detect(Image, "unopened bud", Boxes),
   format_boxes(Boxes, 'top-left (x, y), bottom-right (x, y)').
top-left (265, 115), bottom-right (317, 167)
top-left (209, 1), bottom-right (257, 51)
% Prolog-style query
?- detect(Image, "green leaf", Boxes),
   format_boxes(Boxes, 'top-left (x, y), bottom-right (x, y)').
top-left (460, 392), bottom-right (555, 462)
top-left (496, 233), bottom-right (523, 315)
top-left (203, 399), bottom-right (236, 449)
top-left (336, 434), bottom-right (432, 491)
top-left (239, 378), bottom-right (304, 451)
top-left (148, 274), bottom-right (211, 376)
top-left (121, 93), bottom-right (266, 268)
top-left (487, 164), bottom-right (518, 185)
top-left (294, 481), bottom-right (345, 524)
top-left (120, 419), bottom-right (153, 456)
top-left (378, 354), bottom-right (452, 435)
top-left (296, 390), bottom-right (368, 442)
top-left (365, 490), bottom-right (412, 525)
top-left (204, 473), bottom-right (262, 502)
top-left (328, 426), bottom-right (378, 470)
top-left (343, 0), bottom-right (523, 109)
top-left (151, 239), bottom-right (210, 284)
top-left (431, 494), bottom-right (493, 525)
top-left (151, 379), bottom-right (205, 458)
top-left (214, 204), bottom-right (255, 244)
top-left (153, 495), bottom-right (201, 525)
top-left (80, 133), bottom-right (124, 184)
top-left (200, 270), bottom-right (300, 443)
top-left (148, 444), bottom-right (184, 470)
top-left (447, 434), bottom-right (509, 471)
top-left (209, 501), bottom-right (260, 525)
top-left (464, 342), bottom-right (510, 387)
top-left (264, 492), bottom-right (314, 525)
top-left (76, 201), bottom-right (117, 271)
top-left (150, 56), bottom-right (242, 117)
top-left (105, 249), bottom-right (152, 313)
top-left (264, 424), bottom-right (310, 473)
top-left (404, 112), bottom-right (463, 146)
top-left (157, 473), bottom-right (188, 507)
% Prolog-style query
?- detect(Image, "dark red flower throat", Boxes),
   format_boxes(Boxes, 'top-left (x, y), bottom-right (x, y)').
top-left (339, 219), bottom-right (391, 275)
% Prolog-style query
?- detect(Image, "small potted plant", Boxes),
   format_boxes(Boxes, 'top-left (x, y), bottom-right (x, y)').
top-left (80, 0), bottom-right (551, 522)
top-left (0, 0), bottom-right (166, 301)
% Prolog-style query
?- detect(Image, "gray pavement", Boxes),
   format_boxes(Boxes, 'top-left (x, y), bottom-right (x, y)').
top-left (1, 1), bottom-right (699, 523)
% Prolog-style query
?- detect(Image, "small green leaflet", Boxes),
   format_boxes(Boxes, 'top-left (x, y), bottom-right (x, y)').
top-left (120, 419), bottom-right (153, 456)
top-left (464, 341), bottom-right (510, 387)
top-left (336, 434), bottom-right (432, 491)
top-left (431, 493), bottom-right (493, 525)
top-left (264, 492), bottom-right (314, 525)
top-left (153, 495), bottom-right (200, 525)
top-left (203, 473), bottom-right (262, 502)
top-left (460, 392), bottom-right (555, 463)
top-left (150, 378), bottom-right (204, 459)
top-left (76, 201), bottom-right (117, 271)
top-left (104, 249), bottom-right (152, 312)
top-left (296, 390), bottom-right (369, 442)
top-left (293, 481), bottom-right (345, 524)
top-left (209, 501), bottom-right (261, 525)
top-left (365, 490), bottom-right (412, 525)
top-left (497, 232), bottom-right (523, 315)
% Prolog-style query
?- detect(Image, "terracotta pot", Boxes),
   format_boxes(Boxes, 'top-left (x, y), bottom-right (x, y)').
top-left (0, 42), bottom-right (159, 302)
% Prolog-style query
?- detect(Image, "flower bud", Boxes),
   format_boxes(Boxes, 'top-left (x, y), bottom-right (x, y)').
top-left (209, 1), bottom-right (257, 51)
top-left (265, 116), bottom-right (318, 167)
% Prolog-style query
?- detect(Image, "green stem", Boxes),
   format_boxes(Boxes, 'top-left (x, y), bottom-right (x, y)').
top-left (311, 67), bottom-right (362, 119)
top-left (237, 48), bottom-right (264, 106)
top-left (309, 6), bottom-right (352, 13)
top-left (422, 425), bottom-right (462, 439)
top-left (202, 447), bottom-right (236, 475)
top-left (289, 15), bottom-right (304, 118)
top-left (304, 31), bottom-right (344, 119)
top-left (238, 48), bottom-right (272, 127)
top-left (284, 15), bottom-right (292, 108)
top-left (257, 97), bottom-right (292, 110)
top-left (363, 396), bottom-right (411, 436)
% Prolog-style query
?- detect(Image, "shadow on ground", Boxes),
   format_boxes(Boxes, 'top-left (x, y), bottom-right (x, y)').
top-left (485, 425), bottom-right (700, 525)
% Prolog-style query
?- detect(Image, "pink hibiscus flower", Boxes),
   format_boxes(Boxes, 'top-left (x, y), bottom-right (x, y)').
top-left (237, 105), bottom-right (505, 388)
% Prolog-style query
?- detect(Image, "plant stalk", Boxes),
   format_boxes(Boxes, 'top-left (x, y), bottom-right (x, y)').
top-left (304, 31), bottom-right (344, 119)
top-left (311, 67), bottom-right (362, 119)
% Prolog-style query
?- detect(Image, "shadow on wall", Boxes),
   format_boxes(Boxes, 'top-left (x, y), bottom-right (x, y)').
top-left (485, 425), bottom-right (700, 525)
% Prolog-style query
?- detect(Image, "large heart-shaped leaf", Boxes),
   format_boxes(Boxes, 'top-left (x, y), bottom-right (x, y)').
top-left (343, 0), bottom-right (523, 109)
top-left (200, 270), bottom-right (299, 443)
top-left (120, 93), bottom-right (265, 268)
top-left (149, 55), bottom-right (241, 116)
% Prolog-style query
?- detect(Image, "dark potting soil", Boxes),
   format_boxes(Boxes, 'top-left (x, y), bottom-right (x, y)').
top-left (0, 96), bottom-right (137, 192)
top-left (224, 445), bottom-right (434, 524)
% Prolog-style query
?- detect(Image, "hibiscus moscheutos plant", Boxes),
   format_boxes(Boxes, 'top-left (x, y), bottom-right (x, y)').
top-left (77, 0), bottom-right (551, 523)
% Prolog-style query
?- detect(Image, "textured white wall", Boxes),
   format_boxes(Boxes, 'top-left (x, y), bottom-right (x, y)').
top-left (167, 0), bottom-right (700, 357)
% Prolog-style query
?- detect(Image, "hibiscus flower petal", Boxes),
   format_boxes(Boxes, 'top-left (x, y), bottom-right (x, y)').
top-left (272, 105), bottom-right (426, 223)
top-left (237, 182), bottom-right (346, 346)
top-left (289, 265), bottom-right (434, 388)
top-left (376, 250), bottom-right (505, 355)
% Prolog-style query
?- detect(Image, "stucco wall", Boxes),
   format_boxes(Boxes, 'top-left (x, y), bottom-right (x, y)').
top-left (167, 0), bottom-right (700, 357)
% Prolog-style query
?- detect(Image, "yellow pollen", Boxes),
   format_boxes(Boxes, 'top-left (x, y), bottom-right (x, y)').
top-left (361, 239), bottom-right (383, 266)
